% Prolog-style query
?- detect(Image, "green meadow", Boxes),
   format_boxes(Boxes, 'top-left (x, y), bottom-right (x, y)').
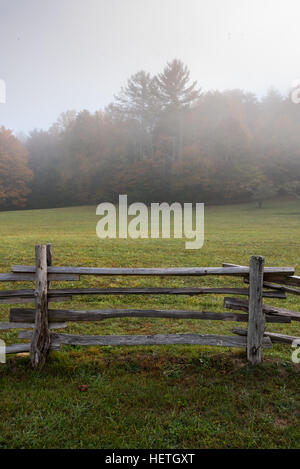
top-left (0, 199), bottom-right (299, 449)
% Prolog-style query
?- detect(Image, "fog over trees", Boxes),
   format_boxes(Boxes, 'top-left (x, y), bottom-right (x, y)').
top-left (1, 59), bottom-right (300, 210)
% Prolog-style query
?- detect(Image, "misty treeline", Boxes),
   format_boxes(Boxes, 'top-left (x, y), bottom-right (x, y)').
top-left (1, 59), bottom-right (300, 210)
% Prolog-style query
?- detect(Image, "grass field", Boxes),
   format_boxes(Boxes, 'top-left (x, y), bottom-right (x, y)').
top-left (0, 198), bottom-right (299, 449)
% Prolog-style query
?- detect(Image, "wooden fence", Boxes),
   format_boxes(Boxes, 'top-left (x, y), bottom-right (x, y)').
top-left (0, 244), bottom-right (299, 368)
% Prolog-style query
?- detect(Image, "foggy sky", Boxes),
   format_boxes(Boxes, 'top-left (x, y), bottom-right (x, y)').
top-left (1, 0), bottom-right (299, 133)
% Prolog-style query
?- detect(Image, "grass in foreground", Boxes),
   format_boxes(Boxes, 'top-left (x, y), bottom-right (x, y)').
top-left (0, 198), bottom-right (299, 448)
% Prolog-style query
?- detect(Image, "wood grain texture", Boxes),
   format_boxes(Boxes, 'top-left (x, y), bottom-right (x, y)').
top-left (18, 331), bottom-right (272, 348)
top-left (11, 265), bottom-right (294, 276)
top-left (45, 286), bottom-right (285, 298)
top-left (0, 286), bottom-right (285, 299)
top-left (10, 307), bottom-right (290, 324)
top-left (247, 255), bottom-right (265, 365)
top-left (30, 245), bottom-right (51, 368)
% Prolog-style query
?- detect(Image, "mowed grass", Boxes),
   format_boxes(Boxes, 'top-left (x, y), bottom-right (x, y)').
top-left (0, 198), bottom-right (299, 449)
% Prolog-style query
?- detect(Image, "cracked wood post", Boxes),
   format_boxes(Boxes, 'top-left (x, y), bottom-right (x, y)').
top-left (30, 244), bottom-right (50, 368)
top-left (247, 255), bottom-right (265, 365)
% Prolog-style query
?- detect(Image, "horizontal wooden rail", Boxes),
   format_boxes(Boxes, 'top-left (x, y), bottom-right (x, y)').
top-left (5, 343), bottom-right (31, 354)
top-left (232, 327), bottom-right (300, 345)
top-left (223, 262), bottom-right (300, 287)
top-left (258, 275), bottom-right (300, 287)
top-left (5, 343), bottom-right (60, 354)
top-left (18, 330), bottom-right (272, 348)
top-left (50, 287), bottom-right (285, 298)
top-left (10, 308), bottom-right (290, 323)
top-left (0, 287), bottom-right (285, 300)
top-left (0, 296), bottom-right (72, 305)
top-left (0, 322), bottom-right (66, 330)
top-left (0, 273), bottom-right (80, 282)
top-left (0, 289), bottom-right (71, 298)
top-left (244, 277), bottom-right (300, 294)
top-left (224, 297), bottom-right (300, 321)
top-left (263, 282), bottom-right (300, 296)
top-left (11, 265), bottom-right (294, 277)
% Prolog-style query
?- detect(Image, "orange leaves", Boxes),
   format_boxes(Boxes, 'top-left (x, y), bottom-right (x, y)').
top-left (0, 127), bottom-right (33, 209)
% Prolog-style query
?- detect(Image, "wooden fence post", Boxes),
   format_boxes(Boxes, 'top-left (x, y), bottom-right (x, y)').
top-left (247, 255), bottom-right (265, 365)
top-left (46, 243), bottom-right (52, 290)
top-left (30, 244), bottom-right (50, 368)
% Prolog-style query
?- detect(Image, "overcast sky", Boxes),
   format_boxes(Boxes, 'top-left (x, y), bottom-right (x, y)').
top-left (1, 0), bottom-right (299, 133)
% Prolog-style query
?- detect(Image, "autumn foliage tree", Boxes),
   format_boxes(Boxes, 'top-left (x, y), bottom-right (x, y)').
top-left (1, 59), bottom-right (300, 210)
top-left (0, 127), bottom-right (32, 209)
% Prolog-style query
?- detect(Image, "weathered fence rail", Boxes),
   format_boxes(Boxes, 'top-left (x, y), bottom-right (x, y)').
top-left (11, 264), bottom-right (294, 276)
top-left (0, 286), bottom-right (286, 300)
top-left (0, 244), bottom-right (299, 369)
top-left (9, 308), bottom-right (290, 323)
top-left (18, 330), bottom-right (272, 349)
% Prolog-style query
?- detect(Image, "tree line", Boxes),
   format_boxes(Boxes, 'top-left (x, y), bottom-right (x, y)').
top-left (1, 59), bottom-right (300, 210)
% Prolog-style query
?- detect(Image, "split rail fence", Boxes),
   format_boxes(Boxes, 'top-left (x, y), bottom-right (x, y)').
top-left (0, 244), bottom-right (299, 368)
